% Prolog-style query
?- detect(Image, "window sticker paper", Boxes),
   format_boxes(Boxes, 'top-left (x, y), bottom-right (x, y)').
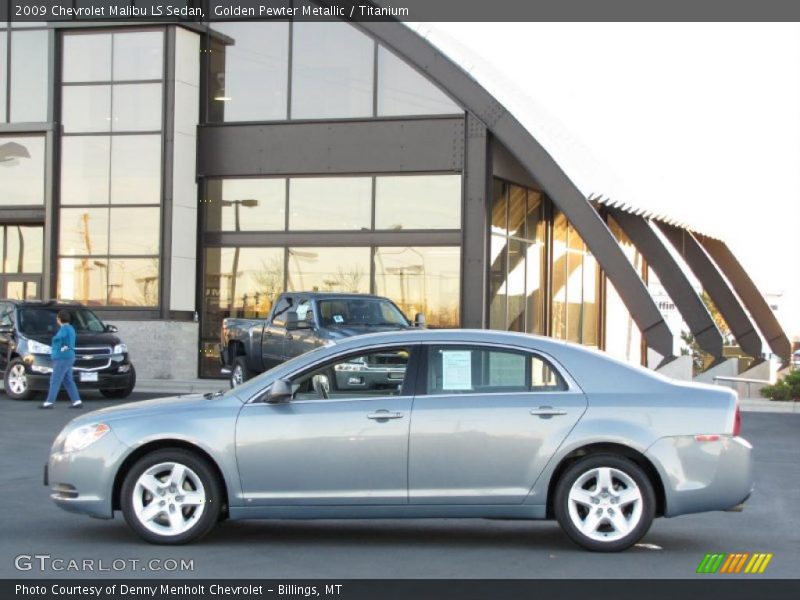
top-left (441, 350), bottom-right (472, 390)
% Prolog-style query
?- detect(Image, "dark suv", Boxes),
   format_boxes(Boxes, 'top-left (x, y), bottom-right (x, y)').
top-left (0, 300), bottom-right (136, 400)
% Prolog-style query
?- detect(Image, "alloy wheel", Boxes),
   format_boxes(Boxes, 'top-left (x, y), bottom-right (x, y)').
top-left (7, 364), bottom-right (28, 395)
top-left (231, 365), bottom-right (243, 387)
top-left (566, 466), bottom-right (643, 543)
top-left (131, 462), bottom-right (206, 537)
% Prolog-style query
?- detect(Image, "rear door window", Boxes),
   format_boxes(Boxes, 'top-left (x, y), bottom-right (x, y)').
top-left (426, 346), bottom-right (567, 395)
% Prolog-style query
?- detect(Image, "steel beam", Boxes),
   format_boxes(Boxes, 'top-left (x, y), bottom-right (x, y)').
top-left (610, 210), bottom-right (723, 359)
top-left (655, 222), bottom-right (763, 360)
top-left (354, 19), bottom-right (674, 358)
top-left (697, 235), bottom-right (791, 362)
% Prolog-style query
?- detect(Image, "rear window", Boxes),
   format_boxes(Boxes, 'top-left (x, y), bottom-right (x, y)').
top-left (17, 308), bottom-right (105, 335)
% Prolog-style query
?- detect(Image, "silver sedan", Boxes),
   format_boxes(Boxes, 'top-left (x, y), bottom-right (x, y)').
top-left (46, 330), bottom-right (753, 551)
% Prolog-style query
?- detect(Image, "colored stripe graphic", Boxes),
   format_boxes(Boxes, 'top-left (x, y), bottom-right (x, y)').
top-left (697, 552), bottom-right (772, 574)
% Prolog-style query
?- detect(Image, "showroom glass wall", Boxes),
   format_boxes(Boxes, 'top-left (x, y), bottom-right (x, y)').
top-left (489, 177), bottom-right (600, 347)
top-left (199, 21), bottom-right (465, 376)
top-left (0, 22), bottom-right (49, 299)
top-left (57, 29), bottom-right (164, 307)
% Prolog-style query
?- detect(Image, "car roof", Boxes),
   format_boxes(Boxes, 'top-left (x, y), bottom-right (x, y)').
top-left (0, 299), bottom-right (84, 308)
top-left (285, 292), bottom-right (393, 301)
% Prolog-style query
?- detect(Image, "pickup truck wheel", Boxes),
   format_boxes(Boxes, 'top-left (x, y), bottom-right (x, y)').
top-left (230, 357), bottom-right (252, 388)
top-left (4, 358), bottom-right (38, 400)
top-left (100, 364), bottom-right (136, 399)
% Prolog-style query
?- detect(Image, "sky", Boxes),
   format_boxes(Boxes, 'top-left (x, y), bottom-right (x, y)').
top-left (425, 23), bottom-right (800, 339)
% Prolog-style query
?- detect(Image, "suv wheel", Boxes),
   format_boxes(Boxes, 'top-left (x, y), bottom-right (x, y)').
top-left (100, 364), bottom-right (137, 399)
top-left (554, 454), bottom-right (655, 552)
top-left (230, 357), bottom-right (252, 388)
top-left (4, 358), bottom-right (37, 400)
top-left (120, 449), bottom-right (222, 544)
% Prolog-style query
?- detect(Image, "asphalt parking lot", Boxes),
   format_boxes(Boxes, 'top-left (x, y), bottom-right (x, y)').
top-left (0, 391), bottom-right (797, 579)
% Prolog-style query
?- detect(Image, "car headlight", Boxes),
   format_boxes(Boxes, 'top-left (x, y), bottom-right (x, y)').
top-left (112, 343), bottom-right (128, 355)
top-left (27, 339), bottom-right (51, 354)
top-left (63, 423), bottom-right (110, 454)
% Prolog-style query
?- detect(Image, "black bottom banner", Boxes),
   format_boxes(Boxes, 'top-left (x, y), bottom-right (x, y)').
top-left (4, 579), bottom-right (800, 600)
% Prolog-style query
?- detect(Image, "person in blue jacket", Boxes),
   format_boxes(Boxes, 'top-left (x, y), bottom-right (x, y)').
top-left (41, 310), bottom-right (82, 409)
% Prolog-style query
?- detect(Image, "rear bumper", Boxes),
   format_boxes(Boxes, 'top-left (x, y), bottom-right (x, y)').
top-left (646, 435), bottom-right (754, 517)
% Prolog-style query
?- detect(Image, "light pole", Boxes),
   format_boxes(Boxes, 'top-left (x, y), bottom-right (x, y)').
top-left (220, 198), bottom-right (258, 316)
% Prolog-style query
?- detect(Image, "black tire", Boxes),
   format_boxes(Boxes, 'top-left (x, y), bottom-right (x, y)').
top-left (3, 358), bottom-right (38, 400)
top-left (120, 448), bottom-right (223, 545)
top-left (230, 356), bottom-right (253, 389)
top-left (100, 364), bottom-right (137, 399)
top-left (554, 454), bottom-right (656, 552)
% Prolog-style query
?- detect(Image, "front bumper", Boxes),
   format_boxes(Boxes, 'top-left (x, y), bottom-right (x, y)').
top-left (646, 435), bottom-right (754, 517)
top-left (24, 354), bottom-right (133, 391)
top-left (46, 428), bottom-right (130, 519)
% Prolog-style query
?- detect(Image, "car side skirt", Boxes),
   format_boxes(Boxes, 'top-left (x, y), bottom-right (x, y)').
top-left (228, 504), bottom-right (548, 520)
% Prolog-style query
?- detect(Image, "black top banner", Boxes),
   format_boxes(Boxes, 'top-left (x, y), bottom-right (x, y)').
top-left (5, 0), bottom-right (800, 23)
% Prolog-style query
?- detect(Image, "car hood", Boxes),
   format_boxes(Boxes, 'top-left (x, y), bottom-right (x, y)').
top-left (76, 393), bottom-right (238, 423)
top-left (325, 324), bottom-right (409, 339)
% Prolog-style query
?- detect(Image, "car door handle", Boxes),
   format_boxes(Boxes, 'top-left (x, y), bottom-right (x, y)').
top-left (530, 406), bottom-right (568, 417)
top-left (367, 410), bottom-right (404, 420)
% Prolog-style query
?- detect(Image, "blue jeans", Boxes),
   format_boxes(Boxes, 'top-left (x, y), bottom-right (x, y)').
top-left (45, 357), bottom-right (81, 405)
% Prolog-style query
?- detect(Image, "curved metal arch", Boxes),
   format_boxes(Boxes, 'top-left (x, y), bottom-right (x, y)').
top-left (608, 209), bottom-right (724, 360)
top-left (347, 17), bottom-right (673, 358)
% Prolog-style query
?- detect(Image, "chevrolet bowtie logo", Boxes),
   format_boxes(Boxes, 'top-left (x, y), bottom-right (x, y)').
top-left (697, 552), bottom-right (773, 574)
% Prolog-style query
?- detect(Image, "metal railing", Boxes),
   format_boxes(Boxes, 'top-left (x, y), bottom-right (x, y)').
top-left (713, 375), bottom-right (770, 398)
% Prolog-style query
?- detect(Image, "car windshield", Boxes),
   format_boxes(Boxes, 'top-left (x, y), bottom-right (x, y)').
top-left (17, 307), bottom-right (106, 336)
top-left (317, 298), bottom-right (409, 327)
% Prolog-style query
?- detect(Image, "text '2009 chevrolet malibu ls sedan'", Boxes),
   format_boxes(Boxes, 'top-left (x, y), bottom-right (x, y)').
top-left (46, 329), bottom-right (753, 551)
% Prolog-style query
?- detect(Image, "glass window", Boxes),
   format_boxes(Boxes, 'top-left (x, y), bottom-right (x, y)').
top-left (289, 177), bottom-right (371, 231)
top-left (63, 33), bottom-right (112, 82)
top-left (508, 185), bottom-right (526, 239)
top-left (291, 21), bottom-right (374, 119)
top-left (59, 207), bottom-right (109, 256)
top-left (316, 297), bottom-right (409, 328)
top-left (291, 347), bottom-right (411, 400)
top-left (113, 31), bottom-right (163, 81)
top-left (377, 46), bottom-right (461, 116)
top-left (0, 135), bottom-right (45, 205)
top-left (551, 211), bottom-right (568, 340)
top-left (109, 135), bottom-right (162, 204)
top-left (0, 32), bottom-right (7, 122)
top-left (207, 22), bottom-right (289, 122)
top-left (525, 193), bottom-right (546, 335)
top-left (204, 178), bottom-right (286, 231)
top-left (60, 136), bottom-right (110, 205)
top-left (112, 83), bottom-right (162, 131)
top-left (375, 175), bottom-right (461, 230)
top-left (507, 239), bottom-right (526, 332)
top-left (10, 30), bottom-right (48, 122)
top-left (5, 281), bottom-right (38, 301)
top-left (107, 258), bottom-right (159, 306)
top-left (109, 207), bottom-right (160, 255)
top-left (489, 235), bottom-right (507, 329)
top-left (374, 246), bottom-right (461, 328)
top-left (287, 247), bottom-right (370, 293)
top-left (270, 295), bottom-right (293, 327)
top-left (4, 225), bottom-right (43, 273)
top-left (57, 258), bottom-right (108, 305)
top-left (491, 179), bottom-right (507, 235)
top-left (62, 85), bottom-right (111, 132)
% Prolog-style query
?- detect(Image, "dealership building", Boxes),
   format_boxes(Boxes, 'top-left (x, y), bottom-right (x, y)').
top-left (0, 11), bottom-right (791, 381)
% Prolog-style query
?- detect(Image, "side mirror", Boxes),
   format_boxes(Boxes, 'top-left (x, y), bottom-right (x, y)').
top-left (105, 324), bottom-right (118, 333)
top-left (285, 312), bottom-right (310, 331)
top-left (414, 313), bottom-right (426, 328)
top-left (305, 310), bottom-right (316, 329)
top-left (266, 378), bottom-right (293, 403)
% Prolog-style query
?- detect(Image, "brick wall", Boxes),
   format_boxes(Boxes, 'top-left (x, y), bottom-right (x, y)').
top-left (109, 320), bottom-right (199, 380)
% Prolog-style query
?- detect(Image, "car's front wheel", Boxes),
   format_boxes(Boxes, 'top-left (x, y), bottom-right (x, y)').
top-left (4, 358), bottom-right (37, 400)
top-left (100, 364), bottom-right (137, 399)
top-left (120, 449), bottom-right (222, 544)
top-left (230, 356), bottom-right (252, 389)
top-left (554, 454), bottom-right (655, 552)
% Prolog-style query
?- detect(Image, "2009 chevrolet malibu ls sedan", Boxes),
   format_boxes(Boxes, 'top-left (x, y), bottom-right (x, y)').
top-left (46, 330), bottom-right (753, 551)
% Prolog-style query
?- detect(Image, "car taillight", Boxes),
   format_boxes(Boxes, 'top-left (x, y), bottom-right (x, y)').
top-left (733, 404), bottom-right (741, 437)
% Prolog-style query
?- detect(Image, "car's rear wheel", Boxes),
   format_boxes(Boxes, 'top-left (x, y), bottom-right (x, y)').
top-left (230, 356), bottom-right (252, 389)
top-left (554, 454), bottom-right (655, 552)
top-left (4, 358), bottom-right (37, 400)
top-left (120, 449), bottom-right (222, 544)
top-left (100, 364), bottom-right (136, 399)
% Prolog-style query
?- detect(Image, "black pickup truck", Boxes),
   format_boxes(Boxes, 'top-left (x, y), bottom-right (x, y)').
top-left (220, 292), bottom-right (422, 388)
